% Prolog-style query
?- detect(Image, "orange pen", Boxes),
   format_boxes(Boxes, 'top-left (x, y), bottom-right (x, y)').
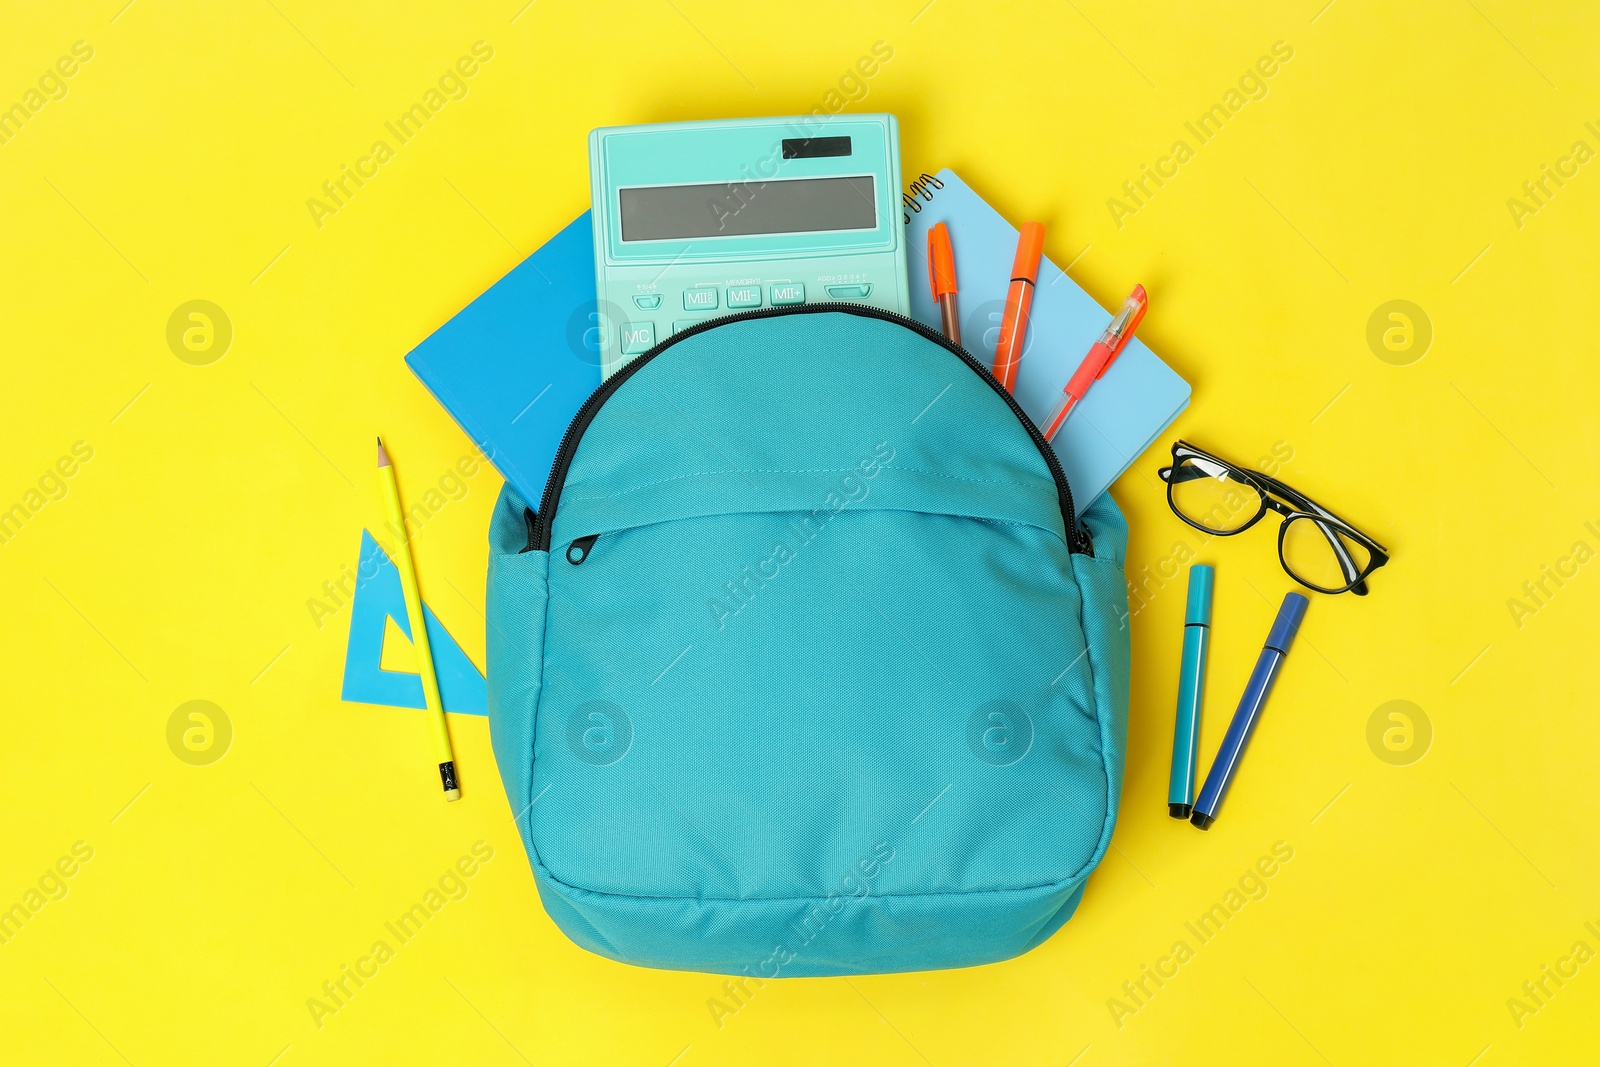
top-left (927, 223), bottom-right (960, 345)
top-left (991, 222), bottom-right (1045, 392)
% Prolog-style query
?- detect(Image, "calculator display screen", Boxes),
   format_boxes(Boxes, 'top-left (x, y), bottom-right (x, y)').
top-left (619, 176), bottom-right (876, 241)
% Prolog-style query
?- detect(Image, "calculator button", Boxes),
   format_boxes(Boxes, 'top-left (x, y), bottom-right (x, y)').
top-left (672, 320), bottom-right (699, 335)
top-left (683, 288), bottom-right (719, 311)
top-left (825, 284), bottom-right (872, 299)
top-left (726, 285), bottom-right (762, 309)
top-left (770, 283), bottom-right (805, 305)
top-left (619, 322), bottom-right (655, 355)
top-left (632, 294), bottom-right (663, 310)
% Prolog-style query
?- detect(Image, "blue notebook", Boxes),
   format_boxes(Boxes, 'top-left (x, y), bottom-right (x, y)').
top-left (405, 212), bottom-right (602, 506)
top-left (905, 170), bottom-right (1191, 507)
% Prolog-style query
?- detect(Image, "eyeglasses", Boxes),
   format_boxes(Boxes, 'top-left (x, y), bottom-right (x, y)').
top-left (1158, 440), bottom-right (1390, 596)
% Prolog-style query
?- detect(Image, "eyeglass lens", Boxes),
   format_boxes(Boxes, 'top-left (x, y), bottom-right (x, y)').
top-left (1167, 456), bottom-right (1263, 533)
top-left (1280, 515), bottom-right (1372, 592)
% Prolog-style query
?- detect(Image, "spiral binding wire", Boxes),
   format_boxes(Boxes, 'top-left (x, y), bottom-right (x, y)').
top-left (901, 172), bottom-right (944, 224)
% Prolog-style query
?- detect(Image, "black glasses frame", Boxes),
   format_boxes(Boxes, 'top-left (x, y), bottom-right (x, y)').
top-left (1157, 440), bottom-right (1390, 596)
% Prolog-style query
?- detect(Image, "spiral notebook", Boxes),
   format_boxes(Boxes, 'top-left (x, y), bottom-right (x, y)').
top-left (903, 169), bottom-right (1191, 508)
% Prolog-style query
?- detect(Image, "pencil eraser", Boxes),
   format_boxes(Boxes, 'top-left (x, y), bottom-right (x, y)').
top-left (444, 789), bottom-right (462, 802)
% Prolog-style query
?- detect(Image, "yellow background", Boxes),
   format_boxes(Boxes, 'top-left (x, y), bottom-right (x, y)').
top-left (4, 1), bottom-right (1597, 1063)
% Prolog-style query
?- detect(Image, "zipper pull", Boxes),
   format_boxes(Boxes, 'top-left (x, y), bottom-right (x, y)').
top-left (566, 534), bottom-right (599, 565)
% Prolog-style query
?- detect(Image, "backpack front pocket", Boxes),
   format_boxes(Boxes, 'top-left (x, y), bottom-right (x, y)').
top-left (530, 497), bottom-right (1110, 905)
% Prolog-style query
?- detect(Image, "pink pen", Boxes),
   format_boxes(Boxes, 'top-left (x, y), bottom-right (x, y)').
top-left (1042, 285), bottom-right (1148, 441)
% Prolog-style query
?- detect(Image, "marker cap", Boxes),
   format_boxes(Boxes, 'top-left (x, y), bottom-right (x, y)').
top-left (1010, 221), bottom-right (1046, 283)
top-left (1184, 564), bottom-right (1215, 626)
top-left (928, 223), bottom-right (958, 298)
top-left (1265, 592), bottom-right (1310, 653)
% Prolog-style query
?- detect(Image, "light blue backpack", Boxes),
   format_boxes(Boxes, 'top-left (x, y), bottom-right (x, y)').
top-left (486, 305), bottom-right (1130, 976)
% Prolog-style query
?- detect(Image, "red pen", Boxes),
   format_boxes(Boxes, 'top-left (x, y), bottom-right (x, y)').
top-left (1042, 284), bottom-right (1148, 441)
top-left (991, 222), bottom-right (1045, 392)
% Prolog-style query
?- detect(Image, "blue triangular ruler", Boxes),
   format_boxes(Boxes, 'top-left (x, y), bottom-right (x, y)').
top-left (340, 529), bottom-right (486, 716)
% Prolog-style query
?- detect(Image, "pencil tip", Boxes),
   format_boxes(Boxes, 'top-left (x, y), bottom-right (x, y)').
top-left (376, 437), bottom-right (390, 466)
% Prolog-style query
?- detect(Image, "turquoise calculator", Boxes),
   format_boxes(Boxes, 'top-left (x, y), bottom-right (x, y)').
top-left (588, 115), bottom-right (910, 377)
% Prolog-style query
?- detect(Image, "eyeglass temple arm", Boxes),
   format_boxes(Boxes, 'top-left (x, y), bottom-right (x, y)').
top-left (1160, 464), bottom-right (1215, 485)
top-left (1251, 469), bottom-right (1359, 530)
top-left (1256, 469), bottom-right (1387, 555)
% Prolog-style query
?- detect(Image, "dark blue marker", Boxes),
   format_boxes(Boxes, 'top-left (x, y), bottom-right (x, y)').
top-left (1191, 592), bottom-right (1309, 831)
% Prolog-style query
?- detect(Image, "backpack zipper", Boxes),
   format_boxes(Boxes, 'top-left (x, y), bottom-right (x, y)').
top-left (522, 302), bottom-right (1091, 556)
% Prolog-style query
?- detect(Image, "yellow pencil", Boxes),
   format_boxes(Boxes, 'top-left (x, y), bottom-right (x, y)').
top-left (376, 437), bottom-right (460, 801)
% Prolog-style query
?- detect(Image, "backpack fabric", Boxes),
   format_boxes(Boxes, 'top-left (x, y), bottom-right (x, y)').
top-left (485, 305), bottom-right (1130, 977)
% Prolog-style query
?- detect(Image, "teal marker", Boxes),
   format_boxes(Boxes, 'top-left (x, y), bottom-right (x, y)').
top-left (1168, 565), bottom-right (1214, 819)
